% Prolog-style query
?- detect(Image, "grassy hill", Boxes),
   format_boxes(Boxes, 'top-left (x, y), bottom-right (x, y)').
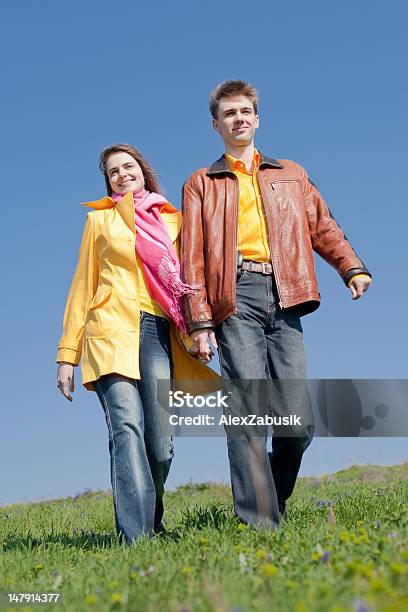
top-left (1, 465), bottom-right (407, 611)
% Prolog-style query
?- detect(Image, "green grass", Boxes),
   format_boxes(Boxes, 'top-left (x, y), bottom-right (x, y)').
top-left (1, 465), bottom-right (408, 611)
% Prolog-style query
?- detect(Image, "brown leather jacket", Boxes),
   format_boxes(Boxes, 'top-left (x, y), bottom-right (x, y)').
top-left (182, 152), bottom-right (371, 333)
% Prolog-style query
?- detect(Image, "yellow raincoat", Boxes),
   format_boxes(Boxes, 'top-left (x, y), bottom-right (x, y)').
top-left (56, 191), bottom-right (220, 392)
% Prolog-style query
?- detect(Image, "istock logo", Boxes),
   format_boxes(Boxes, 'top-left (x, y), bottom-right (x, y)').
top-left (169, 390), bottom-right (230, 409)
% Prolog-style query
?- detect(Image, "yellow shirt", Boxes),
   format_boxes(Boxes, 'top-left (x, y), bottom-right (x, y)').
top-left (136, 253), bottom-right (168, 318)
top-left (225, 150), bottom-right (271, 263)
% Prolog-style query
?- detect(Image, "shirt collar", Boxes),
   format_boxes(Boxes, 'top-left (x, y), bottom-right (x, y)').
top-left (225, 149), bottom-right (260, 174)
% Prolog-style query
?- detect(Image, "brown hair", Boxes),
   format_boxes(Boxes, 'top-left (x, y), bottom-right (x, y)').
top-left (99, 143), bottom-right (162, 195)
top-left (209, 80), bottom-right (258, 119)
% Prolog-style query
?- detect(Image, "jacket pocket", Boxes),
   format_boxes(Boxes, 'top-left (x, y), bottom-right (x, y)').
top-left (86, 287), bottom-right (115, 338)
top-left (271, 178), bottom-right (302, 189)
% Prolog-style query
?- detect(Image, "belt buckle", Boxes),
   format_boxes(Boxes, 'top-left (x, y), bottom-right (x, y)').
top-left (261, 262), bottom-right (268, 274)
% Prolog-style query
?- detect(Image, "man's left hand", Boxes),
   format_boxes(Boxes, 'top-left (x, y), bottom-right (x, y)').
top-left (349, 276), bottom-right (372, 300)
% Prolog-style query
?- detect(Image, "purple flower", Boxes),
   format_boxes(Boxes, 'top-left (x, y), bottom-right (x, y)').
top-left (353, 598), bottom-right (371, 612)
top-left (321, 551), bottom-right (331, 563)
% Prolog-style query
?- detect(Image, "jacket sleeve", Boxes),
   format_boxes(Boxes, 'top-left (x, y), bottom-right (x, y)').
top-left (301, 170), bottom-right (372, 286)
top-left (182, 177), bottom-right (215, 333)
top-left (56, 213), bottom-right (99, 364)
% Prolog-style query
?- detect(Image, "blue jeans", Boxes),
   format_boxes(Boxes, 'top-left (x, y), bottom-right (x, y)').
top-left (215, 270), bottom-right (314, 528)
top-left (95, 312), bottom-right (173, 543)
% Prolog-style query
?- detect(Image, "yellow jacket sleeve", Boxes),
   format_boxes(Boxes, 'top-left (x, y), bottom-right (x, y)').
top-left (56, 213), bottom-right (99, 364)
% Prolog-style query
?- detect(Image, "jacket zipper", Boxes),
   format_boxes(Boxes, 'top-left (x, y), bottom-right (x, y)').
top-left (271, 179), bottom-right (300, 188)
top-left (258, 171), bottom-right (284, 308)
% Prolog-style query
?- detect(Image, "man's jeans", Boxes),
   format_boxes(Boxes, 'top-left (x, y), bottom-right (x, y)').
top-left (215, 269), bottom-right (314, 528)
top-left (95, 313), bottom-right (173, 543)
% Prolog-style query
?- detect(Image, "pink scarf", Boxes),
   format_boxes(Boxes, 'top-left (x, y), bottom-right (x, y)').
top-left (112, 189), bottom-right (193, 332)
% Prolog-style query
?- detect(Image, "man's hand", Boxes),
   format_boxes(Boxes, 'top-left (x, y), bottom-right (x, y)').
top-left (57, 362), bottom-right (75, 401)
top-left (189, 328), bottom-right (218, 364)
top-left (349, 275), bottom-right (372, 300)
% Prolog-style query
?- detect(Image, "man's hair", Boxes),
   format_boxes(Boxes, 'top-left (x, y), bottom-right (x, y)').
top-left (209, 80), bottom-right (258, 119)
top-left (99, 143), bottom-right (162, 196)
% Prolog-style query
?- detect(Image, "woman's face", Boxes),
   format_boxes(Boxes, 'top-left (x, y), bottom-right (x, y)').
top-left (105, 152), bottom-right (145, 195)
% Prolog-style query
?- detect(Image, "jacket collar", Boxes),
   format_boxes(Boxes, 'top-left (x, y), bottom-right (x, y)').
top-left (82, 192), bottom-right (182, 241)
top-left (207, 151), bottom-right (284, 176)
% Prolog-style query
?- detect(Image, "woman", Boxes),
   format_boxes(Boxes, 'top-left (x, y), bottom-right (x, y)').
top-left (56, 144), bottom-right (218, 543)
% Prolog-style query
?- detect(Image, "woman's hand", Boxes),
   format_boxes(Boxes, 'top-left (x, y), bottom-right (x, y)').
top-left (189, 329), bottom-right (217, 364)
top-left (57, 362), bottom-right (75, 401)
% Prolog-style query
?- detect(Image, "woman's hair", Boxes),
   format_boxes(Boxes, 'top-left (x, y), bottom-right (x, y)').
top-left (99, 143), bottom-right (162, 195)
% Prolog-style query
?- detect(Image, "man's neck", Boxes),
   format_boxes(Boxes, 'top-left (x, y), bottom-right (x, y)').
top-left (224, 142), bottom-right (256, 172)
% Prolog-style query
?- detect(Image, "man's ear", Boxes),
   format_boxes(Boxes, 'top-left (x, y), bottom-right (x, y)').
top-left (212, 118), bottom-right (220, 134)
top-left (255, 114), bottom-right (260, 129)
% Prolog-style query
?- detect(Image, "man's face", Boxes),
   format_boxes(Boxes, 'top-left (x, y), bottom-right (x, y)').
top-left (213, 95), bottom-right (259, 147)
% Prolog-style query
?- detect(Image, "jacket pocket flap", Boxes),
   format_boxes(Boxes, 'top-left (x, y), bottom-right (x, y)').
top-left (89, 287), bottom-right (112, 310)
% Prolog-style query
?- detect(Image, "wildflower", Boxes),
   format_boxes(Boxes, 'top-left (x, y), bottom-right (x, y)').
top-left (346, 560), bottom-right (373, 578)
top-left (387, 532), bottom-right (398, 539)
top-left (368, 576), bottom-right (388, 593)
top-left (84, 594), bottom-right (97, 606)
top-left (255, 549), bottom-right (267, 560)
top-left (340, 531), bottom-right (351, 543)
top-left (199, 536), bottom-right (210, 547)
top-left (111, 592), bottom-right (123, 604)
top-left (237, 523), bottom-right (247, 531)
top-left (139, 565), bottom-right (155, 577)
top-left (239, 553), bottom-right (252, 574)
top-left (321, 550), bottom-right (331, 564)
top-left (181, 566), bottom-right (192, 575)
top-left (352, 598), bottom-right (371, 612)
top-left (234, 545), bottom-right (250, 554)
top-left (260, 563), bottom-right (279, 577)
top-left (109, 580), bottom-right (120, 589)
top-left (390, 562), bottom-right (405, 575)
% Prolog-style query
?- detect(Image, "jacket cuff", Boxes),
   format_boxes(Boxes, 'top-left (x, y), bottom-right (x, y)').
top-left (56, 346), bottom-right (81, 365)
top-left (346, 273), bottom-right (371, 288)
top-left (343, 267), bottom-right (372, 287)
top-left (187, 320), bottom-right (215, 334)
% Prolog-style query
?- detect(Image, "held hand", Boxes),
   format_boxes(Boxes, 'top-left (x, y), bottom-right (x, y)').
top-left (349, 276), bottom-right (372, 300)
top-left (189, 328), bottom-right (218, 364)
top-left (57, 362), bottom-right (75, 401)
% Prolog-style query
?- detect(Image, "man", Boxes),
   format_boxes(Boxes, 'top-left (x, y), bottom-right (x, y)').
top-left (182, 80), bottom-right (372, 527)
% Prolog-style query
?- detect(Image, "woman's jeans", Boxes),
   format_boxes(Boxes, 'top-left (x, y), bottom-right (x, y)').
top-left (95, 312), bottom-right (173, 543)
top-left (215, 270), bottom-right (314, 528)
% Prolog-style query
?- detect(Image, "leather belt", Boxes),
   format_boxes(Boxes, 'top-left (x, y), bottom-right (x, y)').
top-left (241, 260), bottom-right (273, 275)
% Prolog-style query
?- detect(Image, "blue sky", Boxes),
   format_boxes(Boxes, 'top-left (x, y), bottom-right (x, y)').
top-left (1, 0), bottom-right (407, 504)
